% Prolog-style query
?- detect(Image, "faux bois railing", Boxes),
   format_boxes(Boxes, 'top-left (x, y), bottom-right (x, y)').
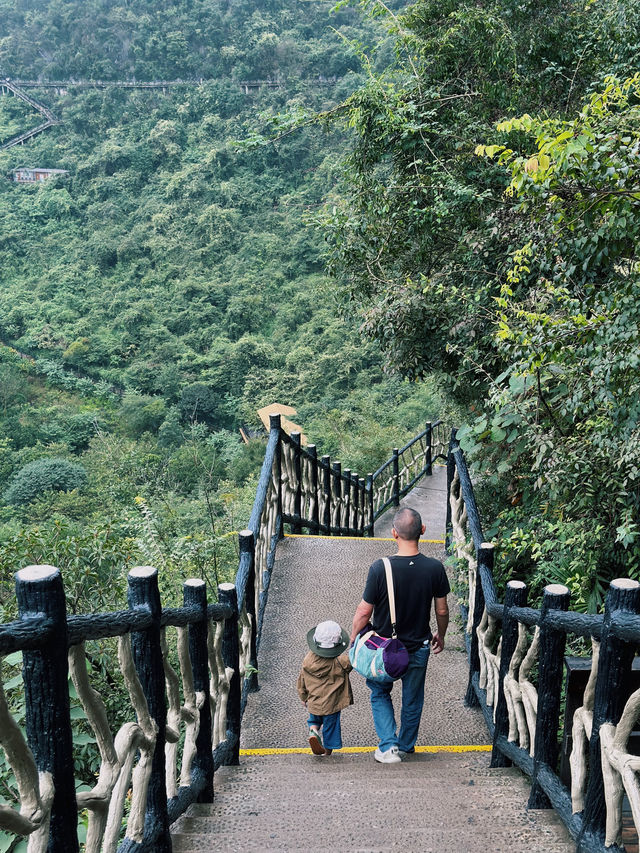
top-left (448, 429), bottom-right (640, 853)
top-left (0, 414), bottom-right (444, 851)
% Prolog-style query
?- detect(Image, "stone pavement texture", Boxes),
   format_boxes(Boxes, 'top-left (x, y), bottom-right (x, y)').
top-left (171, 470), bottom-right (576, 851)
top-left (240, 465), bottom-right (484, 751)
top-left (171, 754), bottom-right (574, 852)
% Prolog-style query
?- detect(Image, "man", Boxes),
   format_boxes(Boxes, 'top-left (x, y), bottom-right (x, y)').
top-left (350, 506), bottom-right (450, 763)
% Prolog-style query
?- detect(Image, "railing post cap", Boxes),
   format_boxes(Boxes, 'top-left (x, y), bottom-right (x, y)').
top-left (184, 578), bottom-right (205, 587)
top-left (128, 566), bottom-right (157, 579)
top-left (544, 583), bottom-right (570, 596)
top-left (219, 582), bottom-right (235, 591)
top-left (239, 528), bottom-right (253, 537)
top-left (480, 542), bottom-right (495, 550)
top-left (17, 565), bottom-right (59, 582)
top-left (507, 580), bottom-right (526, 589)
top-left (610, 578), bottom-right (640, 590)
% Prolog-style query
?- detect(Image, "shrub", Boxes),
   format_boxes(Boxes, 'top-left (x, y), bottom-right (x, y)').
top-left (4, 458), bottom-right (88, 506)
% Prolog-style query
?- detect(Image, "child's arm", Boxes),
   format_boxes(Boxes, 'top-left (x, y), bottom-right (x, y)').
top-left (296, 669), bottom-right (309, 703)
top-left (337, 652), bottom-right (353, 673)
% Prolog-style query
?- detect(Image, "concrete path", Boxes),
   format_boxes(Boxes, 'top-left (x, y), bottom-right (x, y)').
top-left (240, 463), bottom-right (483, 751)
top-left (171, 471), bottom-right (575, 852)
top-left (373, 463), bottom-right (448, 540)
top-left (239, 534), bottom-right (486, 750)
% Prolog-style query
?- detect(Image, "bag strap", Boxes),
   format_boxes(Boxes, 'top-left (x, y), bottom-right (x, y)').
top-left (382, 557), bottom-right (398, 638)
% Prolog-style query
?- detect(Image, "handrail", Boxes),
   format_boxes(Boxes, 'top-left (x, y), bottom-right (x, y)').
top-left (0, 566), bottom-right (237, 852)
top-left (370, 419), bottom-right (447, 524)
top-left (0, 78), bottom-right (60, 149)
top-left (447, 428), bottom-right (640, 852)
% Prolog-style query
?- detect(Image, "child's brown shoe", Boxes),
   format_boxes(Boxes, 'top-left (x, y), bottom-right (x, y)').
top-left (308, 726), bottom-right (327, 755)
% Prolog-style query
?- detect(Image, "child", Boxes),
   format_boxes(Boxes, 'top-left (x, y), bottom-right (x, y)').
top-left (297, 619), bottom-right (353, 755)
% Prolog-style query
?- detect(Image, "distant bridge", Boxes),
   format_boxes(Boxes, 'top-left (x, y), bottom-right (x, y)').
top-left (0, 76), bottom-right (338, 149)
top-left (7, 76), bottom-right (337, 93)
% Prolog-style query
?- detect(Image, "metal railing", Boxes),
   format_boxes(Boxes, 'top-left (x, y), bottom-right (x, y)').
top-left (447, 428), bottom-right (640, 853)
top-left (0, 78), bottom-right (60, 149)
top-left (0, 414), bottom-right (441, 851)
top-left (371, 419), bottom-right (447, 521)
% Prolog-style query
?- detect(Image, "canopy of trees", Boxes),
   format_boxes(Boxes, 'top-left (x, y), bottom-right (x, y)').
top-left (322, 0), bottom-right (640, 609)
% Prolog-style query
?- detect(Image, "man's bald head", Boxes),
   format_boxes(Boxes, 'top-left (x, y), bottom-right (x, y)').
top-left (392, 507), bottom-right (423, 542)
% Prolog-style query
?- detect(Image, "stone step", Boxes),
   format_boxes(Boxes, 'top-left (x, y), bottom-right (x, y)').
top-left (172, 838), bottom-right (576, 853)
top-left (172, 832), bottom-right (575, 852)
top-left (170, 754), bottom-right (575, 853)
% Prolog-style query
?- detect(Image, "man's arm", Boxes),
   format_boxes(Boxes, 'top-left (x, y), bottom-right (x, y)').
top-left (431, 595), bottom-right (449, 654)
top-left (350, 599), bottom-right (373, 644)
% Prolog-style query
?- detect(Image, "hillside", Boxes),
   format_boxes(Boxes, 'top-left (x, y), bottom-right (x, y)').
top-left (0, 0), bottom-right (451, 614)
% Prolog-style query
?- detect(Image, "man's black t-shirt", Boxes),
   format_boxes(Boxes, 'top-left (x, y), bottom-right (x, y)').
top-left (362, 554), bottom-right (450, 652)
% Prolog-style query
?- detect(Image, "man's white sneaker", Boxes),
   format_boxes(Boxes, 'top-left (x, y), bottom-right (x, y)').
top-left (374, 746), bottom-right (402, 764)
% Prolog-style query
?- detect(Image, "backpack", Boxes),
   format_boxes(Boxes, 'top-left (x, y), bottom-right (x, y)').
top-left (349, 558), bottom-right (409, 682)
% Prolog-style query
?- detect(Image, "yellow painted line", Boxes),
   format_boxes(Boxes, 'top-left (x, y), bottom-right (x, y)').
top-left (240, 745), bottom-right (491, 756)
top-left (284, 534), bottom-right (445, 544)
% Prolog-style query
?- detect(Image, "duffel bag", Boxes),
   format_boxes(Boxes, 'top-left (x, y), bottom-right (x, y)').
top-left (349, 629), bottom-right (409, 682)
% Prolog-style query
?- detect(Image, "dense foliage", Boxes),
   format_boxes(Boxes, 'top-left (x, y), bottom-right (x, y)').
top-left (0, 0), bottom-right (450, 629)
top-left (322, 0), bottom-right (640, 607)
top-left (3, 456), bottom-right (87, 505)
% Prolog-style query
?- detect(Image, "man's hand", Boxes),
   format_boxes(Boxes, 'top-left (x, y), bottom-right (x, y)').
top-left (431, 632), bottom-right (445, 654)
top-left (433, 595), bottom-right (449, 655)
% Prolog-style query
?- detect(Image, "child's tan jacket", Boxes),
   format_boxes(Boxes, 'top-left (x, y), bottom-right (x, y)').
top-left (296, 651), bottom-right (353, 716)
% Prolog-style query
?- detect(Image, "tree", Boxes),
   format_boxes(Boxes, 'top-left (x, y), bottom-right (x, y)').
top-left (4, 458), bottom-right (88, 506)
top-left (179, 383), bottom-right (227, 429)
top-left (320, 0), bottom-right (640, 382)
top-left (456, 74), bottom-right (640, 606)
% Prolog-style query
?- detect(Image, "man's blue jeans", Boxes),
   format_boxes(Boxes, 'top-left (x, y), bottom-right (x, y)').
top-left (366, 643), bottom-right (430, 752)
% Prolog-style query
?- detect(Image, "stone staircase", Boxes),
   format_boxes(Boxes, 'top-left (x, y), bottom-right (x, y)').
top-left (171, 752), bottom-right (574, 852)
top-left (171, 472), bottom-right (576, 851)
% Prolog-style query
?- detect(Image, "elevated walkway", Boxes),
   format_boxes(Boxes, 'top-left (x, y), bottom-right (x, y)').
top-left (171, 475), bottom-right (575, 851)
top-left (0, 78), bottom-right (60, 149)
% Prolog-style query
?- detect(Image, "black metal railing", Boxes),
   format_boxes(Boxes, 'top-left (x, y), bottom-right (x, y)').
top-left (0, 414), bottom-right (442, 851)
top-left (447, 428), bottom-right (640, 853)
top-left (257, 414), bottom-right (446, 539)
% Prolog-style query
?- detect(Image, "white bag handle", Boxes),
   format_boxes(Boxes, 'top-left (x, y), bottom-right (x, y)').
top-left (354, 629), bottom-right (375, 657)
top-left (382, 557), bottom-right (398, 638)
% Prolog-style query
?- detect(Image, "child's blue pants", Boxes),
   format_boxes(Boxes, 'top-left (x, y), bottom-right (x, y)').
top-left (307, 711), bottom-right (342, 749)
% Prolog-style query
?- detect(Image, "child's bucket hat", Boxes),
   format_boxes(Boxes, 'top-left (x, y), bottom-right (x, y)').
top-left (307, 620), bottom-right (349, 658)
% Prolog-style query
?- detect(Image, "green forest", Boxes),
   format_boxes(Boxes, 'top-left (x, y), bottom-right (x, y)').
top-left (0, 0), bottom-right (639, 620)
top-left (0, 0), bottom-right (450, 622)
top-left (0, 0), bottom-right (639, 845)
